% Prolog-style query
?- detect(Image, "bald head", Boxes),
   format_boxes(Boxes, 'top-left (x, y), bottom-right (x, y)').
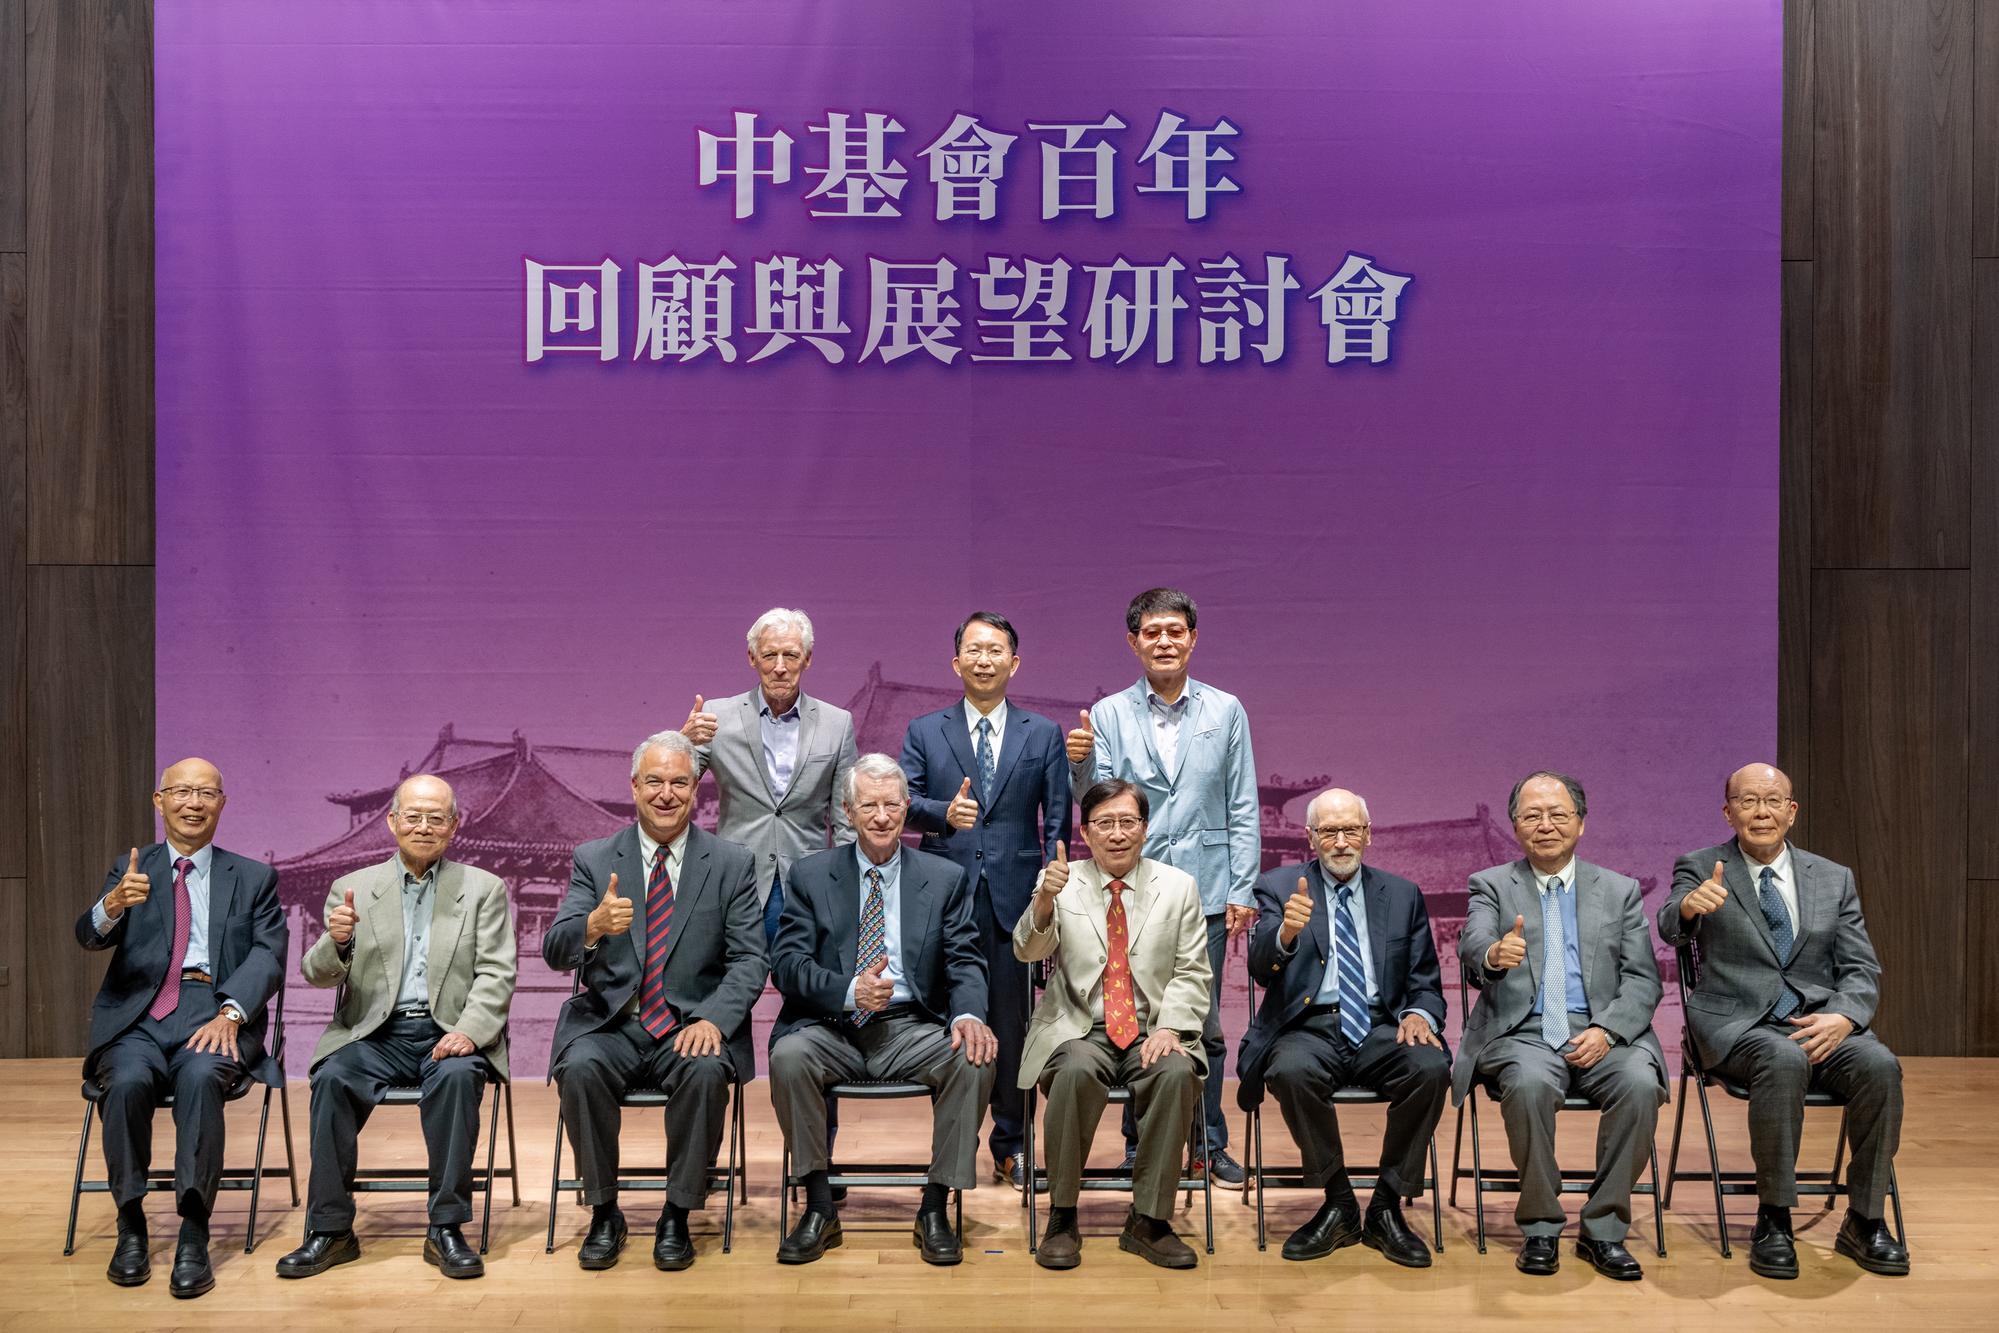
top-left (392, 773), bottom-right (458, 820)
top-left (153, 757), bottom-right (226, 853)
top-left (1723, 762), bottom-right (1797, 863)
top-left (158, 757), bottom-right (222, 792)
top-left (1724, 763), bottom-right (1792, 803)
top-left (1305, 787), bottom-right (1372, 880)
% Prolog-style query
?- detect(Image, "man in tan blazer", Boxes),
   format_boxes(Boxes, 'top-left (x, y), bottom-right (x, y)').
top-left (276, 774), bottom-right (517, 1281)
top-left (1014, 778), bottom-right (1211, 1271)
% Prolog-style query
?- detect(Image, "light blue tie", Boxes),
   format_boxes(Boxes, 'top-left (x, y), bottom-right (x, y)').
top-left (1539, 879), bottom-right (1568, 1050)
top-left (975, 716), bottom-right (995, 792)
top-left (1757, 865), bottom-right (1800, 1019)
top-left (1332, 884), bottom-right (1370, 1047)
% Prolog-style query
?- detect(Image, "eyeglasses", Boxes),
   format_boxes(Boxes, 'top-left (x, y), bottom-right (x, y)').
top-left (1135, 624), bottom-right (1190, 644)
top-left (855, 800), bottom-right (907, 818)
top-left (1310, 824), bottom-right (1369, 843)
top-left (1513, 810), bottom-right (1576, 829)
top-left (1087, 816), bottom-right (1145, 834)
top-left (1729, 794), bottom-right (1795, 814)
top-left (956, 645), bottom-right (1013, 662)
top-left (395, 811), bottom-right (454, 830)
top-left (158, 786), bottom-right (223, 804)
top-left (637, 776), bottom-right (695, 795)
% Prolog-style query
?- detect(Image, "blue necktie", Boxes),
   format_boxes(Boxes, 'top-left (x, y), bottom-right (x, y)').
top-left (975, 716), bottom-right (995, 792)
top-left (1331, 884), bottom-right (1370, 1046)
top-left (1539, 879), bottom-right (1569, 1050)
top-left (1756, 865), bottom-right (1800, 1019)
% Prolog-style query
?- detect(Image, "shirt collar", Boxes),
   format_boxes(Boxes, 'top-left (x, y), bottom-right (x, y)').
top-left (855, 842), bottom-right (900, 888)
top-left (1319, 858), bottom-right (1364, 890)
top-left (166, 842), bottom-right (214, 875)
top-left (759, 690), bottom-right (801, 721)
top-left (397, 854), bottom-right (439, 887)
top-left (1746, 842), bottom-right (1792, 883)
top-left (1532, 860), bottom-right (1578, 892)
top-left (638, 823), bottom-right (690, 870)
top-left (963, 697), bottom-right (1008, 731)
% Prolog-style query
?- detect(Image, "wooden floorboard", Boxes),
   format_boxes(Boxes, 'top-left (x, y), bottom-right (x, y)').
top-left (0, 1058), bottom-right (1990, 1329)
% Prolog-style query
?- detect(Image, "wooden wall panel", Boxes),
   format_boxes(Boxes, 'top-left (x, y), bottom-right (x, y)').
top-left (0, 253), bottom-right (22, 880)
top-left (1808, 571), bottom-right (1969, 1056)
top-left (1969, 882), bottom-right (1999, 1057)
top-left (0, 0), bottom-right (22, 253)
top-left (0, 877), bottom-right (19, 1058)
top-left (1810, 0), bottom-right (1971, 569)
top-left (1783, 0), bottom-right (1814, 259)
top-left (1777, 260), bottom-right (1814, 813)
top-left (24, 566), bottom-right (151, 1057)
top-left (1977, 0), bottom-right (1999, 256)
top-left (1973, 258), bottom-right (1999, 876)
top-left (22, 0), bottom-right (151, 566)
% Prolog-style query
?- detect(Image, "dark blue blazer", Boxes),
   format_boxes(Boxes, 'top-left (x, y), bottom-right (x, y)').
top-left (75, 843), bottom-right (289, 1085)
top-left (899, 702), bottom-right (1072, 927)
top-left (1237, 860), bottom-right (1446, 1110)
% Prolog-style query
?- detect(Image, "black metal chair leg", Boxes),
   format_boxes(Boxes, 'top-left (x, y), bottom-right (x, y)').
top-left (721, 1081), bottom-right (739, 1254)
top-left (502, 1082), bottom-right (521, 1206)
top-left (1449, 1100), bottom-right (1465, 1208)
top-left (1199, 1103), bottom-right (1214, 1254)
top-left (1694, 1076), bottom-right (1730, 1258)
top-left (1648, 1142), bottom-right (1666, 1257)
top-left (246, 1086), bottom-right (273, 1253)
top-left (1664, 1066), bottom-right (1690, 1210)
top-left (1252, 1106), bottom-right (1267, 1251)
top-left (1024, 1085), bottom-right (1038, 1254)
top-left (1467, 1089), bottom-right (1487, 1254)
top-left (543, 1105), bottom-right (565, 1254)
top-left (1428, 1134), bottom-right (1444, 1252)
top-left (779, 1144), bottom-right (792, 1241)
top-left (479, 1086), bottom-right (501, 1254)
top-left (278, 1082), bottom-right (300, 1204)
top-left (64, 1103), bottom-right (96, 1257)
top-left (1886, 1162), bottom-right (1906, 1243)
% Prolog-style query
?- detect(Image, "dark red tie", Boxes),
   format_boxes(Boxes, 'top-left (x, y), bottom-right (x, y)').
top-left (639, 847), bottom-right (677, 1039)
top-left (148, 857), bottom-right (195, 1021)
top-left (1104, 878), bottom-right (1140, 1049)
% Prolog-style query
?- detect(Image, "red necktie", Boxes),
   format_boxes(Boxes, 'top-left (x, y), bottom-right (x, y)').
top-left (639, 847), bottom-right (677, 1040)
top-left (148, 857), bottom-right (196, 1021)
top-left (1104, 878), bottom-right (1140, 1049)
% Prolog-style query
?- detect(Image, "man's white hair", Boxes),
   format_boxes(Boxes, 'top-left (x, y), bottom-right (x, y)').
top-left (747, 607), bottom-right (815, 655)
top-left (1304, 787), bottom-right (1372, 828)
top-left (631, 729), bottom-right (697, 780)
top-left (842, 753), bottom-right (909, 806)
top-left (392, 773), bottom-right (459, 820)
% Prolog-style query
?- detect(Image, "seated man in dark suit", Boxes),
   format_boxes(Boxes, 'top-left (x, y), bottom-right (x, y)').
top-left (767, 753), bottom-right (997, 1266)
top-left (75, 757), bottom-right (288, 1299)
top-left (543, 730), bottom-right (767, 1272)
top-left (1659, 762), bottom-right (1908, 1278)
top-left (1240, 787), bottom-right (1447, 1268)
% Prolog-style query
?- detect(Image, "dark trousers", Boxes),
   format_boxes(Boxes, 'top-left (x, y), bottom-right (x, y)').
top-left (553, 1015), bottom-right (736, 1211)
top-left (1041, 1026), bottom-right (1200, 1220)
top-left (976, 880), bottom-right (1032, 1161)
top-left (1126, 911), bottom-right (1229, 1151)
top-left (764, 872), bottom-right (840, 1144)
top-left (1262, 1008), bottom-right (1450, 1199)
top-left (305, 1012), bottom-right (488, 1232)
top-left (94, 981), bottom-right (242, 1221)
top-left (1713, 1019), bottom-right (1903, 1216)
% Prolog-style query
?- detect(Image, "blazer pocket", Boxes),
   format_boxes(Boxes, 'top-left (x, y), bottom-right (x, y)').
top-left (1684, 990), bottom-right (1737, 1015)
top-left (1016, 850), bottom-right (1043, 861)
top-left (1200, 829), bottom-right (1228, 846)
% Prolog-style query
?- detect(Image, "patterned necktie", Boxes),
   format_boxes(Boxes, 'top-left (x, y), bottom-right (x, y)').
top-left (853, 867), bottom-right (887, 1025)
top-left (1757, 865), bottom-right (1800, 1019)
top-left (1332, 884), bottom-right (1371, 1047)
top-left (1104, 878), bottom-right (1140, 1049)
top-left (1539, 878), bottom-right (1568, 1050)
top-left (975, 716), bottom-right (995, 792)
top-left (639, 846), bottom-right (677, 1039)
top-left (148, 857), bottom-right (196, 1021)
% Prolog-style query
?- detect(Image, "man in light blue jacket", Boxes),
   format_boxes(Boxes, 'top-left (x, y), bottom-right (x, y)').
top-left (1067, 587), bottom-right (1259, 1184)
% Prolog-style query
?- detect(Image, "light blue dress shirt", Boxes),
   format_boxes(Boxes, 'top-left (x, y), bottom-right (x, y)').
top-left (1527, 862), bottom-right (1590, 1017)
top-left (759, 691), bottom-right (802, 796)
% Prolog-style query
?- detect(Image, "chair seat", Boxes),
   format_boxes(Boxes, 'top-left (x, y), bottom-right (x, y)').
top-left (824, 1080), bottom-right (931, 1099)
top-left (82, 1073), bottom-right (257, 1105)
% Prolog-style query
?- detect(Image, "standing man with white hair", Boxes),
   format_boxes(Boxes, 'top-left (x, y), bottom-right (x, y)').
top-left (681, 607), bottom-right (858, 945)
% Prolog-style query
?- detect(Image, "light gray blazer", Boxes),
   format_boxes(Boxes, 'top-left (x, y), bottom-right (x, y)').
top-left (1659, 839), bottom-right (1882, 1070)
top-left (693, 688), bottom-right (857, 904)
top-left (1452, 857), bottom-right (1667, 1105)
top-left (301, 855), bottom-right (518, 1078)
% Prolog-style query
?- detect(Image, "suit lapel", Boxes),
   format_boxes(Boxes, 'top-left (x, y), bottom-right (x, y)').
top-left (1307, 863), bottom-right (1332, 965)
top-left (654, 829), bottom-right (710, 974)
top-left (1125, 682), bottom-right (1168, 783)
top-left (1724, 841), bottom-right (1782, 963)
top-left (833, 850), bottom-right (863, 978)
top-left (782, 695), bottom-right (820, 807)
top-left (986, 706), bottom-right (1029, 804)
top-left (939, 707), bottom-right (980, 796)
top-left (1076, 860), bottom-right (1109, 950)
top-left (741, 693), bottom-right (779, 806)
top-left (1791, 851), bottom-right (1831, 954)
top-left (610, 826), bottom-right (646, 981)
top-left (366, 857), bottom-right (404, 1000)
top-left (1511, 862), bottom-right (1542, 994)
top-left (427, 861), bottom-right (468, 991)
top-left (1164, 689), bottom-right (1204, 786)
top-left (896, 848), bottom-right (931, 980)
top-left (1122, 860), bottom-right (1159, 951)
top-left (205, 849), bottom-right (236, 973)
top-left (1574, 863), bottom-right (1605, 996)
top-left (1360, 866), bottom-right (1391, 989)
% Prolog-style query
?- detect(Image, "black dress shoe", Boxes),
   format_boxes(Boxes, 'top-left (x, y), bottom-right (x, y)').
top-left (652, 1213), bottom-right (694, 1272)
top-left (577, 1207), bottom-right (627, 1270)
top-left (1035, 1213), bottom-right (1082, 1270)
top-left (106, 1229), bottom-right (150, 1287)
top-left (1363, 1203), bottom-right (1433, 1268)
top-left (912, 1208), bottom-right (961, 1266)
top-left (1281, 1199), bottom-right (1362, 1261)
top-left (1516, 1234), bottom-right (1560, 1276)
top-left (776, 1210), bottom-right (843, 1265)
top-left (1576, 1236), bottom-right (1643, 1281)
top-left (275, 1230), bottom-right (361, 1279)
top-left (424, 1224), bottom-right (484, 1279)
top-left (169, 1240), bottom-right (214, 1299)
top-left (1834, 1212), bottom-right (1910, 1276)
top-left (1749, 1214), bottom-right (1798, 1279)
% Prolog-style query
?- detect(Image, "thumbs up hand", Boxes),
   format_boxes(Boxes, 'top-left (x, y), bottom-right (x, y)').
top-left (854, 954), bottom-right (894, 1011)
top-left (1036, 841), bottom-right (1070, 901)
top-left (105, 847), bottom-right (151, 919)
top-left (946, 775), bottom-right (979, 831)
top-left (1680, 860), bottom-right (1731, 920)
top-left (681, 694), bottom-right (719, 746)
top-left (587, 872), bottom-right (633, 946)
top-left (1065, 709), bottom-right (1096, 764)
top-left (328, 886), bottom-right (359, 945)
top-left (1487, 914), bottom-right (1528, 971)
top-left (1278, 875), bottom-right (1314, 947)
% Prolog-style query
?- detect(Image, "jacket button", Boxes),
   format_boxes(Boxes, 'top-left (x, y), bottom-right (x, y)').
top-left (975, 851), bottom-right (984, 860)
top-left (983, 815), bottom-right (993, 826)
top-left (1098, 955), bottom-right (1106, 964)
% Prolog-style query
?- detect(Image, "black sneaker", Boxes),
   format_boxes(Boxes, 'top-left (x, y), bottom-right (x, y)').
top-left (1194, 1148), bottom-right (1247, 1189)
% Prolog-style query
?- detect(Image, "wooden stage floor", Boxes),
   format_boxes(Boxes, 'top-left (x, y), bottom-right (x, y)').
top-left (1, 1057), bottom-right (1993, 1331)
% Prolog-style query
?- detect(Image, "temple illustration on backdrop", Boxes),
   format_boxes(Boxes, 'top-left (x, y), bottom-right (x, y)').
top-left (273, 663), bottom-right (1674, 1076)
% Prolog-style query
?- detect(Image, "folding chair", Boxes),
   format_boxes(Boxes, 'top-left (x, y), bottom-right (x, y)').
top-left (1662, 942), bottom-right (1906, 1257)
top-left (64, 988), bottom-right (300, 1256)
top-left (1448, 974), bottom-right (1665, 1256)
top-left (1022, 1081), bottom-right (1214, 1255)
top-left (349, 1062), bottom-right (521, 1254)
top-left (1244, 1088), bottom-right (1444, 1253)
top-left (781, 1080), bottom-right (963, 1241)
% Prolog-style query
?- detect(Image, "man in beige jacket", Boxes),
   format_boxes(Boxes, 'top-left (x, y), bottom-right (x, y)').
top-left (276, 774), bottom-right (517, 1281)
top-left (1015, 778), bottom-right (1211, 1271)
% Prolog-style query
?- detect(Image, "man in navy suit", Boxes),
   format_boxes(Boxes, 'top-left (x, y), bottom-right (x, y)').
top-left (1239, 788), bottom-right (1447, 1268)
top-left (75, 757), bottom-right (288, 1299)
top-left (767, 755), bottom-right (996, 1266)
top-left (900, 611), bottom-right (1071, 1189)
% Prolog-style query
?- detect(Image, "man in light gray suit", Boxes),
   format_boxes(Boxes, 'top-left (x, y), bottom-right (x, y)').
top-left (544, 731), bottom-right (767, 1272)
top-left (278, 774), bottom-right (517, 1282)
top-left (1660, 762), bottom-right (1907, 1279)
top-left (1454, 771), bottom-right (1667, 1281)
top-left (681, 606), bottom-right (858, 944)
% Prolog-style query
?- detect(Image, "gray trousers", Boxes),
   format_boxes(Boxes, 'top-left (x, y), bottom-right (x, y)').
top-left (553, 1016), bottom-right (736, 1211)
top-left (94, 981), bottom-right (241, 1221)
top-left (1475, 1014), bottom-right (1661, 1241)
top-left (1123, 912), bottom-right (1229, 1151)
top-left (1264, 1009), bottom-right (1450, 1199)
top-left (769, 1011), bottom-right (994, 1191)
top-left (1040, 1027), bottom-right (1200, 1221)
top-left (306, 1012), bottom-right (487, 1231)
top-left (1711, 1019), bottom-right (1902, 1215)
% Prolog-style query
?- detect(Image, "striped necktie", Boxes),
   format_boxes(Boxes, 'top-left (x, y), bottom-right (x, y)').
top-left (1331, 883), bottom-right (1371, 1046)
top-left (639, 846), bottom-right (677, 1039)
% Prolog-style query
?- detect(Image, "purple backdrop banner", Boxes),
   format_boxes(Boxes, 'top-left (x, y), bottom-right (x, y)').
top-left (155, 1), bottom-right (1780, 1077)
